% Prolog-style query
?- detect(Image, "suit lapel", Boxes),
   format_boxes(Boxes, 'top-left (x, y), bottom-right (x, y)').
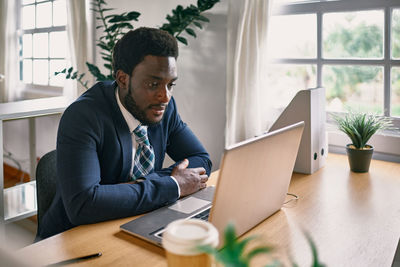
top-left (102, 82), bottom-right (132, 181)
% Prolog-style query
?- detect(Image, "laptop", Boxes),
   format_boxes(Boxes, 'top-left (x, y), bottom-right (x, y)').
top-left (120, 121), bottom-right (305, 246)
top-left (393, 238), bottom-right (400, 267)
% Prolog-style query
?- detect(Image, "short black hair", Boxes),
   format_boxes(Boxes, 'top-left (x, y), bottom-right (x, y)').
top-left (112, 27), bottom-right (179, 78)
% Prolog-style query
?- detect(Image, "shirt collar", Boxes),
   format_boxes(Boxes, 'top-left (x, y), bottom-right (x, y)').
top-left (115, 87), bottom-right (142, 133)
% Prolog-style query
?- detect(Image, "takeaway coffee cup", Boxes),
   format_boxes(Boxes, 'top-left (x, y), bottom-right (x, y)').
top-left (162, 219), bottom-right (219, 267)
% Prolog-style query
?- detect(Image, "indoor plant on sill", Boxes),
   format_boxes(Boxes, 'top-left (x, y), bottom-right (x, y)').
top-left (333, 110), bottom-right (393, 172)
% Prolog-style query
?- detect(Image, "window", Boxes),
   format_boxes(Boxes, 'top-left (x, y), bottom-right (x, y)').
top-left (267, 0), bottom-right (400, 128)
top-left (18, 0), bottom-right (69, 95)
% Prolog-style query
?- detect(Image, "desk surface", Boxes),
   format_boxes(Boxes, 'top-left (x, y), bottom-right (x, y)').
top-left (19, 153), bottom-right (400, 266)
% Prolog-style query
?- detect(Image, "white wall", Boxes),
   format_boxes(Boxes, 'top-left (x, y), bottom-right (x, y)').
top-left (3, 115), bottom-right (60, 175)
top-left (95, 0), bottom-right (228, 170)
top-left (3, 0), bottom-right (227, 173)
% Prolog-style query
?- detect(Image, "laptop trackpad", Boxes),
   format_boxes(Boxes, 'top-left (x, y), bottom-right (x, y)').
top-left (168, 197), bottom-right (210, 214)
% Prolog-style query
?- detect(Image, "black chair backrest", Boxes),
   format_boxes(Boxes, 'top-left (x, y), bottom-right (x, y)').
top-left (36, 150), bottom-right (57, 228)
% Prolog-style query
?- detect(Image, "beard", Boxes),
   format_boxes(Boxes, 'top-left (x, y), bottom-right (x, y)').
top-left (123, 80), bottom-right (163, 126)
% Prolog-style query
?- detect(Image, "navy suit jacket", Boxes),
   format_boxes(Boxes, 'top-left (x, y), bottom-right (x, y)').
top-left (37, 81), bottom-right (212, 239)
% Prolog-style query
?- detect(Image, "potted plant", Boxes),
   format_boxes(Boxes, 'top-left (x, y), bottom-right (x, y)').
top-left (333, 110), bottom-right (393, 172)
top-left (198, 223), bottom-right (325, 267)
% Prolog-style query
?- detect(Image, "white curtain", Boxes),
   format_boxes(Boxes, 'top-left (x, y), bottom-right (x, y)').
top-left (0, 0), bottom-right (93, 102)
top-left (226, 0), bottom-right (273, 146)
top-left (0, 0), bottom-right (19, 102)
top-left (66, 0), bottom-right (94, 98)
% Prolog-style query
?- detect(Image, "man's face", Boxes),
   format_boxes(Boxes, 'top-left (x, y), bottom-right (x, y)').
top-left (118, 55), bottom-right (178, 126)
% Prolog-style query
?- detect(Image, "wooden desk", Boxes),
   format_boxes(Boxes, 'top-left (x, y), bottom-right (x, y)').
top-left (19, 154), bottom-right (400, 266)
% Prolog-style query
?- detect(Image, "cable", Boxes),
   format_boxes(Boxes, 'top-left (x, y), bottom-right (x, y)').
top-left (283, 192), bottom-right (299, 205)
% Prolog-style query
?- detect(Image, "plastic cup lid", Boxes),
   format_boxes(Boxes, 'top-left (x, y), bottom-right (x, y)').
top-left (162, 219), bottom-right (219, 256)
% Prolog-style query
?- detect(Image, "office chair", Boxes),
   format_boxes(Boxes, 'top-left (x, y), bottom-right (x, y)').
top-left (35, 150), bottom-right (57, 229)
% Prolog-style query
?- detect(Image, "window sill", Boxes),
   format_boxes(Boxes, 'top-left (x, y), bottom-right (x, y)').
top-left (327, 129), bottom-right (400, 163)
top-left (20, 84), bottom-right (63, 100)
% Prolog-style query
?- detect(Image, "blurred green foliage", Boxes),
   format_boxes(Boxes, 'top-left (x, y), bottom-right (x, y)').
top-left (321, 12), bottom-right (400, 116)
top-left (392, 11), bottom-right (400, 58)
top-left (323, 15), bottom-right (382, 102)
top-left (198, 223), bottom-right (325, 267)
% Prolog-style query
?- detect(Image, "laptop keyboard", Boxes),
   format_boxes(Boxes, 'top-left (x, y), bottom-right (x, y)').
top-left (153, 207), bottom-right (211, 238)
top-left (191, 208), bottom-right (211, 221)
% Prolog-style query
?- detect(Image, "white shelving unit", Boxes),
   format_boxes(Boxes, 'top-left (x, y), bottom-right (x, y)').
top-left (0, 96), bottom-right (70, 223)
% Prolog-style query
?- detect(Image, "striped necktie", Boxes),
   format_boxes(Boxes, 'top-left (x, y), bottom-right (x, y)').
top-left (132, 125), bottom-right (155, 180)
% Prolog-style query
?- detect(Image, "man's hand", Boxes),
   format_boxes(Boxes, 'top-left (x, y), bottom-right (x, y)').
top-left (171, 159), bottom-right (209, 197)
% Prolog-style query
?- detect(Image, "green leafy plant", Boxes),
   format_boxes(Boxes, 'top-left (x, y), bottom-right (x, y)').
top-left (160, 0), bottom-right (219, 45)
top-left (55, 0), bottom-right (220, 90)
top-left (198, 223), bottom-right (325, 267)
top-left (198, 223), bottom-right (274, 267)
top-left (302, 232), bottom-right (326, 267)
top-left (333, 110), bottom-right (393, 149)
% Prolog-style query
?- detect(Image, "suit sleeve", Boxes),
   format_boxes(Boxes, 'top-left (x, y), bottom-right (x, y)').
top-left (57, 101), bottom-right (179, 225)
top-left (153, 97), bottom-right (212, 177)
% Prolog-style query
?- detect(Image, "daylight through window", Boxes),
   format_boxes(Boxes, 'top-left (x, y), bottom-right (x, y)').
top-left (18, 0), bottom-right (69, 89)
top-left (268, 0), bottom-right (400, 121)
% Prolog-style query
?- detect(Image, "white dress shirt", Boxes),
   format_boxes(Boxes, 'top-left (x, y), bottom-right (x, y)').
top-left (115, 88), bottom-right (180, 197)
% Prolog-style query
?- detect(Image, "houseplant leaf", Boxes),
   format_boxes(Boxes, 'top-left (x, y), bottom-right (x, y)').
top-left (55, 0), bottom-right (219, 89)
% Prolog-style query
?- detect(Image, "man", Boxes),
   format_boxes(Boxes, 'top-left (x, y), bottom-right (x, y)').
top-left (37, 27), bottom-right (212, 240)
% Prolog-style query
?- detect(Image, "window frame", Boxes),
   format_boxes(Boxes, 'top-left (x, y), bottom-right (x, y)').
top-left (271, 0), bottom-right (400, 161)
top-left (271, 0), bottom-right (400, 127)
top-left (17, 0), bottom-right (68, 98)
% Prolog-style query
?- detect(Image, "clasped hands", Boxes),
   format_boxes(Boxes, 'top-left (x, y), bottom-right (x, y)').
top-left (171, 159), bottom-right (209, 197)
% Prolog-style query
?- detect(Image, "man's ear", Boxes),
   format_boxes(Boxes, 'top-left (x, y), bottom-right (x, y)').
top-left (115, 70), bottom-right (129, 90)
